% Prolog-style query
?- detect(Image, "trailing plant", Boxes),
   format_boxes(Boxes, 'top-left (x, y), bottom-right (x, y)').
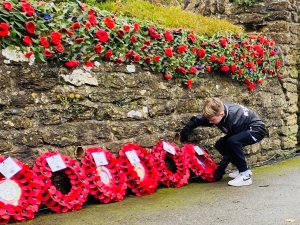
top-left (0, 0), bottom-right (283, 90)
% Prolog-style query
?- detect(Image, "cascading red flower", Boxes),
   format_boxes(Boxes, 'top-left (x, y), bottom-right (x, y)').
top-left (151, 141), bottom-right (190, 188)
top-left (50, 31), bottom-right (61, 46)
top-left (81, 147), bottom-right (127, 203)
top-left (25, 21), bottom-right (35, 34)
top-left (104, 17), bottom-right (115, 29)
top-left (118, 144), bottom-right (158, 196)
top-left (2, 2), bottom-right (13, 11)
top-left (32, 152), bottom-right (89, 213)
top-left (96, 29), bottom-right (109, 43)
top-left (0, 156), bottom-right (42, 224)
top-left (20, 2), bottom-right (34, 16)
top-left (22, 36), bottom-right (32, 45)
top-left (40, 37), bottom-right (49, 48)
top-left (182, 144), bottom-right (217, 182)
top-left (65, 60), bottom-right (80, 68)
top-left (0, 22), bottom-right (10, 37)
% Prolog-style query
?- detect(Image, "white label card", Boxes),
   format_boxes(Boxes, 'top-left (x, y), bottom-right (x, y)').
top-left (194, 146), bottom-right (204, 155)
top-left (125, 150), bottom-right (140, 164)
top-left (92, 152), bottom-right (108, 167)
top-left (126, 64), bottom-right (136, 73)
top-left (46, 155), bottom-right (67, 172)
top-left (0, 157), bottom-right (22, 179)
top-left (162, 142), bottom-right (176, 155)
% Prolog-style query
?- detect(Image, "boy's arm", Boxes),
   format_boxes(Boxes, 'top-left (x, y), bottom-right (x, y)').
top-left (180, 115), bottom-right (211, 142)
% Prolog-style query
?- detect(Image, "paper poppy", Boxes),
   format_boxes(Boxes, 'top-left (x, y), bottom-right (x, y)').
top-left (118, 144), bottom-right (158, 196)
top-left (81, 147), bottom-right (127, 203)
top-left (32, 152), bottom-right (89, 213)
top-left (151, 141), bottom-right (190, 188)
top-left (182, 144), bottom-right (217, 182)
top-left (0, 156), bottom-right (42, 224)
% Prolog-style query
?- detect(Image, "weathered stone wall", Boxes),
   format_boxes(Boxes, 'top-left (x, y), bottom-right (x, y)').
top-left (0, 56), bottom-right (291, 166)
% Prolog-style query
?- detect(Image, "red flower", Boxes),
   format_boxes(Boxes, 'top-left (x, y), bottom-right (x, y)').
top-left (115, 58), bottom-right (123, 64)
top-left (275, 59), bottom-right (281, 69)
top-left (217, 55), bottom-right (226, 64)
top-left (188, 33), bottom-right (197, 43)
top-left (177, 45), bottom-right (187, 54)
top-left (0, 22), bottom-right (10, 37)
top-left (85, 61), bottom-right (93, 67)
top-left (85, 22), bottom-right (91, 29)
top-left (117, 30), bottom-right (125, 38)
top-left (56, 45), bottom-right (64, 53)
top-left (105, 49), bottom-right (113, 59)
top-left (234, 43), bottom-right (240, 48)
top-left (23, 36), bottom-right (32, 45)
top-left (130, 35), bottom-right (137, 43)
top-left (164, 47), bottom-right (173, 57)
top-left (125, 50), bottom-right (133, 59)
top-left (50, 31), bottom-right (61, 45)
top-left (144, 39), bottom-right (151, 45)
top-left (219, 38), bottom-right (228, 47)
top-left (144, 57), bottom-right (151, 63)
top-left (88, 15), bottom-right (98, 26)
top-left (65, 60), bottom-right (80, 68)
top-left (238, 69), bottom-right (243, 75)
top-left (231, 64), bottom-right (237, 73)
top-left (197, 48), bottom-right (206, 58)
top-left (247, 82), bottom-right (255, 91)
top-left (104, 17), bottom-right (115, 29)
top-left (153, 55), bottom-right (160, 62)
top-left (43, 49), bottom-right (53, 57)
top-left (210, 54), bottom-right (217, 62)
top-left (244, 77), bottom-right (251, 85)
top-left (189, 67), bottom-right (197, 74)
top-left (148, 26), bottom-right (161, 39)
top-left (164, 31), bottom-right (173, 42)
top-left (221, 65), bottom-right (230, 72)
top-left (25, 21), bottom-right (35, 34)
top-left (133, 22), bottom-right (139, 32)
top-left (257, 79), bottom-right (263, 85)
top-left (234, 33), bottom-right (240, 39)
top-left (96, 29), bottom-right (109, 43)
top-left (95, 44), bottom-right (103, 53)
top-left (40, 37), bottom-right (49, 48)
top-left (133, 54), bottom-right (140, 62)
top-left (123, 24), bottom-right (130, 32)
top-left (21, 3), bottom-right (34, 16)
top-left (75, 37), bottom-right (84, 43)
top-left (25, 51), bottom-right (33, 58)
top-left (164, 74), bottom-right (172, 80)
top-left (187, 79), bottom-right (192, 89)
top-left (72, 22), bottom-right (81, 30)
top-left (177, 66), bottom-right (186, 74)
top-left (206, 65), bottom-right (212, 73)
top-left (2, 1), bottom-right (12, 11)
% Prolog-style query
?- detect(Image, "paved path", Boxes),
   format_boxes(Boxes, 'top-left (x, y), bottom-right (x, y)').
top-left (21, 156), bottom-right (300, 225)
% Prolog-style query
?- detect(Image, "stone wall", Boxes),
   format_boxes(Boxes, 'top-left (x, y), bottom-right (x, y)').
top-left (0, 55), bottom-right (292, 166)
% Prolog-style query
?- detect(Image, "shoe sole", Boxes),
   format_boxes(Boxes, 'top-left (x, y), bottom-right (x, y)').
top-left (228, 179), bottom-right (252, 187)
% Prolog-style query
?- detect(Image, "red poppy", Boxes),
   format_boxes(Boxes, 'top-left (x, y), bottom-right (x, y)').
top-left (32, 152), bottom-right (89, 213)
top-left (104, 17), bottom-right (115, 29)
top-left (88, 15), bottom-right (98, 26)
top-left (75, 37), bottom-right (84, 43)
top-left (144, 57), bottom-right (151, 63)
top-left (244, 77), bottom-right (251, 85)
top-left (118, 144), bottom-right (158, 196)
top-left (105, 49), bottom-right (113, 59)
top-left (164, 31), bottom-right (173, 42)
top-left (144, 39), bottom-right (151, 45)
top-left (2, 2), bottom-right (12, 11)
top-left (40, 37), bottom-right (49, 48)
top-left (188, 33), bottom-right (197, 43)
top-left (50, 31), bottom-right (61, 45)
top-left (25, 21), bottom-right (35, 34)
top-left (187, 79), bottom-right (193, 89)
top-left (164, 47), bottom-right (173, 57)
top-left (23, 36), bottom-right (32, 45)
top-left (219, 38), bottom-right (228, 47)
top-left (231, 64), bottom-right (237, 73)
top-left (133, 22), bottom-right (139, 32)
top-left (164, 73), bottom-right (172, 80)
top-left (85, 22), bottom-right (91, 29)
top-left (25, 51), bottom-right (33, 58)
top-left (65, 60), bottom-right (80, 68)
top-left (125, 50), bottom-right (133, 59)
top-left (115, 58), bottom-right (123, 64)
top-left (210, 54), bottom-right (217, 62)
top-left (182, 144), bottom-right (217, 182)
top-left (95, 43), bottom-right (103, 53)
top-left (0, 22), bottom-right (10, 37)
top-left (123, 24), bottom-right (130, 32)
top-left (72, 22), bottom-right (81, 30)
top-left (189, 67), bottom-right (197, 74)
top-left (257, 79), bottom-right (263, 85)
top-left (117, 30), bottom-right (124, 38)
top-left (177, 66), bottom-right (186, 74)
top-left (20, 3), bottom-right (34, 16)
top-left (197, 48), bottom-right (206, 58)
top-left (56, 45), bottom-right (64, 53)
top-left (133, 54), bottom-right (140, 62)
top-left (177, 45), bottom-right (187, 54)
top-left (148, 26), bottom-right (161, 39)
top-left (151, 141), bottom-right (190, 187)
top-left (247, 82), bottom-right (255, 91)
top-left (275, 59), bottom-right (281, 69)
top-left (217, 55), bottom-right (226, 64)
top-left (153, 55), bottom-right (160, 62)
top-left (96, 29), bottom-right (109, 43)
top-left (43, 49), bottom-right (53, 57)
top-left (130, 35), bottom-right (137, 43)
top-left (82, 147), bottom-right (127, 203)
top-left (238, 69), bottom-right (243, 75)
top-left (85, 61), bottom-right (93, 67)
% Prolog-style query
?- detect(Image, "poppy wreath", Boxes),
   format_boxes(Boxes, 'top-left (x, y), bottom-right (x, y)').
top-left (151, 141), bottom-right (190, 188)
top-left (118, 143), bottom-right (158, 196)
top-left (32, 152), bottom-right (89, 213)
top-left (81, 147), bottom-right (127, 203)
top-left (0, 156), bottom-right (42, 224)
top-left (182, 144), bottom-right (218, 182)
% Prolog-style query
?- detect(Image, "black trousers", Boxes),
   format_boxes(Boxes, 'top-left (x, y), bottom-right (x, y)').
top-left (215, 128), bottom-right (266, 172)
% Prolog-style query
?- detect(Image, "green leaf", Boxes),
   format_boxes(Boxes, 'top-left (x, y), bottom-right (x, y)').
top-left (37, 53), bottom-right (46, 62)
top-left (13, 13), bottom-right (26, 23)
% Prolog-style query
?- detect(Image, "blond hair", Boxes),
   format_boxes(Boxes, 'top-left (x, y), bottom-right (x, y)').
top-left (202, 97), bottom-right (224, 119)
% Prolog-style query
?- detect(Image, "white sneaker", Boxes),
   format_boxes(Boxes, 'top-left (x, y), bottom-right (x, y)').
top-left (228, 174), bottom-right (252, 187)
top-left (228, 169), bottom-right (252, 179)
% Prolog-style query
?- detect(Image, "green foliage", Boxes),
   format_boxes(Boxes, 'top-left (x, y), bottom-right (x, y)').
top-left (86, 0), bottom-right (243, 37)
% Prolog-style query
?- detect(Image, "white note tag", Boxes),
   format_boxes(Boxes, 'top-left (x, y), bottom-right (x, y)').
top-left (92, 152), bottom-right (108, 167)
top-left (162, 142), bottom-right (176, 155)
top-left (194, 146), bottom-right (204, 155)
top-left (0, 157), bottom-right (22, 179)
top-left (126, 64), bottom-right (136, 73)
top-left (46, 155), bottom-right (67, 172)
top-left (125, 150), bottom-right (140, 164)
